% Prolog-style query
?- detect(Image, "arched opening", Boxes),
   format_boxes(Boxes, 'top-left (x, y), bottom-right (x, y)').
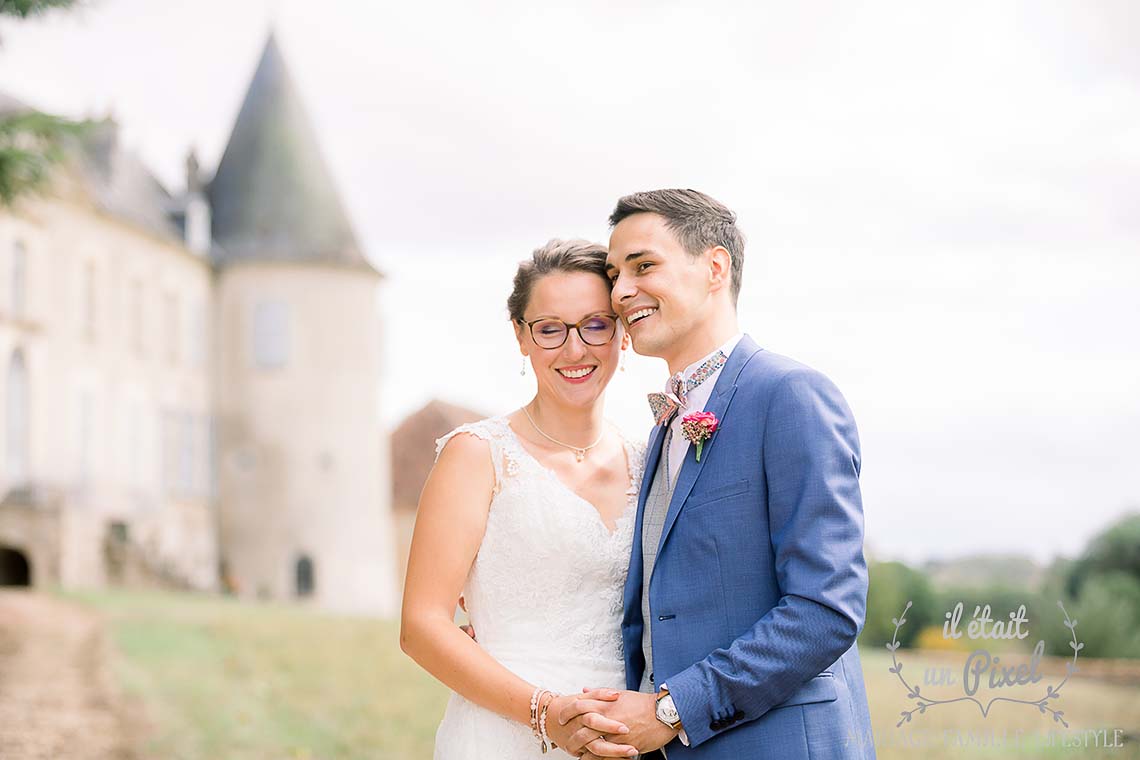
top-left (295, 554), bottom-right (315, 598)
top-left (6, 348), bottom-right (29, 486)
top-left (0, 546), bottom-right (31, 586)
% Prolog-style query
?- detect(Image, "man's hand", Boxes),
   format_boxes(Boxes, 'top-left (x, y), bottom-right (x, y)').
top-left (457, 596), bottom-right (476, 640)
top-left (544, 690), bottom-right (636, 758)
top-left (559, 689), bottom-right (679, 756)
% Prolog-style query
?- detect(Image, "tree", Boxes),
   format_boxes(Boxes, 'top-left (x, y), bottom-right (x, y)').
top-left (861, 561), bottom-right (937, 649)
top-left (0, 1), bottom-right (77, 19)
top-left (1066, 512), bottom-right (1140, 597)
top-left (0, 0), bottom-right (85, 207)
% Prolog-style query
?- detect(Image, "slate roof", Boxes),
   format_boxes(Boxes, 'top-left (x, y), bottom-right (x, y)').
top-left (1, 90), bottom-right (184, 244)
top-left (207, 33), bottom-right (376, 274)
top-left (73, 120), bottom-right (185, 242)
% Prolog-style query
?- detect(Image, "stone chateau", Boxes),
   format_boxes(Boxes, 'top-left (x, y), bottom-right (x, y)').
top-left (0, 34), bottom-right (398, 615)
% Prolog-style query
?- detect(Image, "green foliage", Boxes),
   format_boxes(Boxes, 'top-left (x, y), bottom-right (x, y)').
top-left (0, 0), bottom-right (77, 18)
top-left (1067, 512), bottom-right (1140, 597)
top-left (1036, 571), bottom-right (1140, 659)
top-left (0, 0), bottom-right (83, 205)
top-left (1039, 513), bottom-right (1140, 659)
top-left (925, 515), bottom-right (1140, 660)
top-left (0, 111), bottom-right (87, 206)
top-left (861, 560), bottom-right (936, 649)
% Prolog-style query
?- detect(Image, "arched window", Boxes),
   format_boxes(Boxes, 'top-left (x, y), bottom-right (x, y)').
top-left (295, 554), bottom-right (315, 597)
top-left (11, 240), bottom-right (26, 318)
top-left (6, 349), bottom-right (29, 486)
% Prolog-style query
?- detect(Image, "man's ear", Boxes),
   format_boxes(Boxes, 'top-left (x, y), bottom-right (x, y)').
top-left (708, 246), bottom-right (733, 295)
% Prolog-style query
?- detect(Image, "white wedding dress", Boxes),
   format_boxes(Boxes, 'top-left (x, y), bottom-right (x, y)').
top-left (432, 416), bottom-right (644, 760)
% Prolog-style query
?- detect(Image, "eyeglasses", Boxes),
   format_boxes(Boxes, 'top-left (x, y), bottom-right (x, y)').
top-left (517, 313), bottom-right (619, 349)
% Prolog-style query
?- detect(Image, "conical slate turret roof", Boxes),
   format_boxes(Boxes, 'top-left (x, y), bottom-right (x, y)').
top-left (208, 33), bottom-right (376, 273)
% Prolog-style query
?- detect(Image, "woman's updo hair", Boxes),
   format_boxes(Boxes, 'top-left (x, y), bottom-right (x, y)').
top-left (507, 239), bottom-right (610, 323)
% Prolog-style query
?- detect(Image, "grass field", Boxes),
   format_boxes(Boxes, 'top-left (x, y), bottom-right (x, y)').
top-left (69, 590), bottom-right (1140, 760)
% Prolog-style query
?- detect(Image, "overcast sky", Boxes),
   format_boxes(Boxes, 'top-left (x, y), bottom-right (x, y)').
top-left (1, 0), bottom-right (1137, 565)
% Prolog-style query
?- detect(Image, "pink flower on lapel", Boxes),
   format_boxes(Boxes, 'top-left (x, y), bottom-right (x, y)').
top-left (681, 411), bottom-right (719, 462)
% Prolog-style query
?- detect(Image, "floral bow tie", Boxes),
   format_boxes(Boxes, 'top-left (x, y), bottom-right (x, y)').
top-left (647, 351), bottom-right (727, 427)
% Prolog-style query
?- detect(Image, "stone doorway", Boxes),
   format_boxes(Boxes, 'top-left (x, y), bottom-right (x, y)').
top-left (0, 545), bottom-right (31, 586)
top-left (295, 554), bottom-right (315, 598)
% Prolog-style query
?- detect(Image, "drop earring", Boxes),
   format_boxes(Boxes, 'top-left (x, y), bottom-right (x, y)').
top-left (620, 349), bottom-right (627, 372)
top-left (520, 357), bottom-right (527, 376)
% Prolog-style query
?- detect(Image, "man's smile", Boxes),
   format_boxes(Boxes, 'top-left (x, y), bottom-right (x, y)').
top-left (625, 307), bottom-right (658, 327)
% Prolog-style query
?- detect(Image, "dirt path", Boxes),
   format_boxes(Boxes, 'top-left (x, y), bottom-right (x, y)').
top-left (0, 590), bottom-right (136, 760)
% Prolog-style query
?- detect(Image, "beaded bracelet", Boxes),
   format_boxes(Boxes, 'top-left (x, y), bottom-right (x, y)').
top-left (538, 693), bottom-right (558, 753)
top-left (529, 687), bottom-right (543, 743)
top-left (529, 687), bottom-right (555, 749)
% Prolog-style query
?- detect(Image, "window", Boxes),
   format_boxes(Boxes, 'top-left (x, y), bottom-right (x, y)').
top-left (130, 280), bottom-right (145, 357)
top-left (164, 292), bottom-right (179, 366)
top-left (11, 240), bottom-right (26, 318)
top-left (252, 301), bottom-right (290, 368)
top-left (127, 403), bottom-right (143, 489)
top-left (189, 300), bottom-right (207, 367)
top-left (161, 410), bottom-right (198, 498)
top-left (6, 350), bottom-right (29, 486)
top-left (82, 260), bottom-right (96, 341)
top-left (77, 390), bottom-right (94, 485)
top-left (161, 410), bottom-right (176, 495)
top-left (178, 412), bottom-right (194, 497)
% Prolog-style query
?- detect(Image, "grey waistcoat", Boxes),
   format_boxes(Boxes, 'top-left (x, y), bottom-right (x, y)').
top-left (639, 429), bottom-right (674, 693)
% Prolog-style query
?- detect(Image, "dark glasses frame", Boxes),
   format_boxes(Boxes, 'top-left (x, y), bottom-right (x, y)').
top-left (516, 312), bottom-right (620, 349)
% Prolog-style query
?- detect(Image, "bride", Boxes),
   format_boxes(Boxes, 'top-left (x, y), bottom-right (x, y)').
top-left (401, 239), bottom-right (643, 759)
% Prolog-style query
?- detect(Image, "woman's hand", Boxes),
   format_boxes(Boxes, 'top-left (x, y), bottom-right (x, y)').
top-left (544, 690), bottom-right (637, 757)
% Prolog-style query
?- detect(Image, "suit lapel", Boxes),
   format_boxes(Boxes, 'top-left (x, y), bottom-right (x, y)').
top-left (654, 335), bottom-right (761, 561)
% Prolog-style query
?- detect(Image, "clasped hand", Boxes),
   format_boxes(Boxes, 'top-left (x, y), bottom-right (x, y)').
top-left (547, 688), bottom-right (678, 758)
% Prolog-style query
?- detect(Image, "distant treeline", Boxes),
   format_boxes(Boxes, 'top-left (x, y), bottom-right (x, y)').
top-left (860, 513), bottom-right (1140, 659)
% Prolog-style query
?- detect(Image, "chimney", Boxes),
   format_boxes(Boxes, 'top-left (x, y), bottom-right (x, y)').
top-left (184, 148), bottom-right (211, 255)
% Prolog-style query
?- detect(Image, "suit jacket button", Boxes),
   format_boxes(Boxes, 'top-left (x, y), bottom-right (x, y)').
top-left (734, 710), bottom-right (745, 720)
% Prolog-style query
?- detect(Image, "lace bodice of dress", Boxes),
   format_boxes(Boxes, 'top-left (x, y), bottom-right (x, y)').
top-left (435, 416), bottom-right (645, 678)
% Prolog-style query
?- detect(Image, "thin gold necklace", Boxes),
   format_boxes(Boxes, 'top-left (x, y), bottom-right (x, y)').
top-left (521, 405), bottom-right (606, 462)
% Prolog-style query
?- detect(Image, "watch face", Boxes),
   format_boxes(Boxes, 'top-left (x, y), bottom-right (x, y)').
top-left (657, 695), bottom-right (680, 724)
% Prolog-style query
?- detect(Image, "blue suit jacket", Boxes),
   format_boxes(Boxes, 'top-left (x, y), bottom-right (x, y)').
top-left (623, 336), bottom-right (875, 759)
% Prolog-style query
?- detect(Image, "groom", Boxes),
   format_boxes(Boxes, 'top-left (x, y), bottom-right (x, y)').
top-left (560, 190), bottom-right (874, 759)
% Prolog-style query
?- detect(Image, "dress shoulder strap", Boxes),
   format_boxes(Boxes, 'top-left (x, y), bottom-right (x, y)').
top-left (622, 435), bottom-right (648, 501)
top-left (434, 416), bottom-right (519, 494)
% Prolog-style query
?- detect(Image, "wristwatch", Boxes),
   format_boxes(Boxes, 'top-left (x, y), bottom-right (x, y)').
top-left (655, 686), bottom-right (683, 730)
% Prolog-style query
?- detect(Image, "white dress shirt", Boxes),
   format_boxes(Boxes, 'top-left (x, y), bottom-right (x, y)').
top-left (664, 333), bottom-right (743, 483)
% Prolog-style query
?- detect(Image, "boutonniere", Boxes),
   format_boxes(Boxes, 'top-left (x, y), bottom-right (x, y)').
top-left (681, 411), bottom-right (720, 462)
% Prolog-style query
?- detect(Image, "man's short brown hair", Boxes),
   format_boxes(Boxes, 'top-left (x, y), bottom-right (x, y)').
top-left (609, 189), bottom-right (745, 305)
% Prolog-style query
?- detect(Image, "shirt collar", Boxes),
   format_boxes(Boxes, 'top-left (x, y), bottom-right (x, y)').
top-left (664, 333), bottom-right (744, 393)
